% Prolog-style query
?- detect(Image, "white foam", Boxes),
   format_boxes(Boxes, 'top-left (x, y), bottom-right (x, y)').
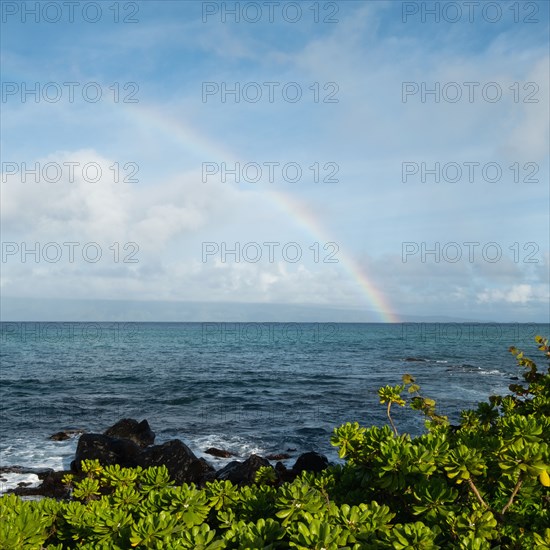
top-left (0, 437), bottom-right (77, 495)
top-left (0, 473), bottom-right (41, 495)
top-left (186, 433), bottom-right (274, 468)
top-left (479, 369), bottom-right (503, 375)
top-left (1, 438), bottom-right (76, 470)
top-left (188, 433), bottom-right (342, 468)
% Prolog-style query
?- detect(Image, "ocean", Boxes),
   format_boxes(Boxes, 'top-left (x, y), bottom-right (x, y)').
top-left (1, 322), bottom-right (548, 493)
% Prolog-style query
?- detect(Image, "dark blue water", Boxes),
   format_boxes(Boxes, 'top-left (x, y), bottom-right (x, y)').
top-left (0, 322), bottom-right (547, 488)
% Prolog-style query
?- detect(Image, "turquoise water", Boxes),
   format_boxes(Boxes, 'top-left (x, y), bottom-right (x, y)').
top-left (0, 322), bottom-right (547, 485)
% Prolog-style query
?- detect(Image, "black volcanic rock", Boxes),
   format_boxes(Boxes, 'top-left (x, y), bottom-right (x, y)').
top-left (292, 451), bottom-right (329, 474)
top-left (49, 429), bottom-right (84, 441)
top-left (71, 419), bottom-right (156, 471)
top-left (104, 419), bottom-right (155, 447)
top-left (138, 440), bottom-right (215, 485)
top-left (216, 454), bottom-right (271, 485)
top-left (205, 447), bottom-right (235, 458)
top-left (71, 434), bottom-right (142, 471)
top-left (274, 461), bottom-right (296, 483)
top-left (266, 453), bottom-right (291, 461)
top-left (9, 470), bottom-right (72, 500)
top-left (71, 434), bottom-right (215, 485)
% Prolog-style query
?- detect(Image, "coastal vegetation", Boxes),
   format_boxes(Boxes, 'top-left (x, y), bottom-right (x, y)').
top-left (1, 336), bottom-right (549, 549)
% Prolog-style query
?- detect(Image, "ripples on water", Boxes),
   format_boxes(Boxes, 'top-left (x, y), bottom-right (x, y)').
top-left (1, 322), bottom-right (547, 482)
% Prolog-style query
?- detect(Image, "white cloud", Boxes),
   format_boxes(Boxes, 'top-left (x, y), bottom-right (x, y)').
top-left (477, 284), bottom-right (549, 304)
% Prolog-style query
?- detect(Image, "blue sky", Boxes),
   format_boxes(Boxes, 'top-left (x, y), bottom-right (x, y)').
top-left (1, 0), bottom-right (549, 322)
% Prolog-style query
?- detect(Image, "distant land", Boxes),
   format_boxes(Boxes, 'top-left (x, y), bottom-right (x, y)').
top-left (0, 297), bottom-right (520, 323)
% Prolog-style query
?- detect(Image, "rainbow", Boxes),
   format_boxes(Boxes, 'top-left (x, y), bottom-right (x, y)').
top-left (122, 104), bottom-right (399, 323)
top-left (269, 193), bottom-right (399, 323)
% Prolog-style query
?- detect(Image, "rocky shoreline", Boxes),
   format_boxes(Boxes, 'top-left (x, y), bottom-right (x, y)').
top-left (2, 418), bottom-right (330, 499)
